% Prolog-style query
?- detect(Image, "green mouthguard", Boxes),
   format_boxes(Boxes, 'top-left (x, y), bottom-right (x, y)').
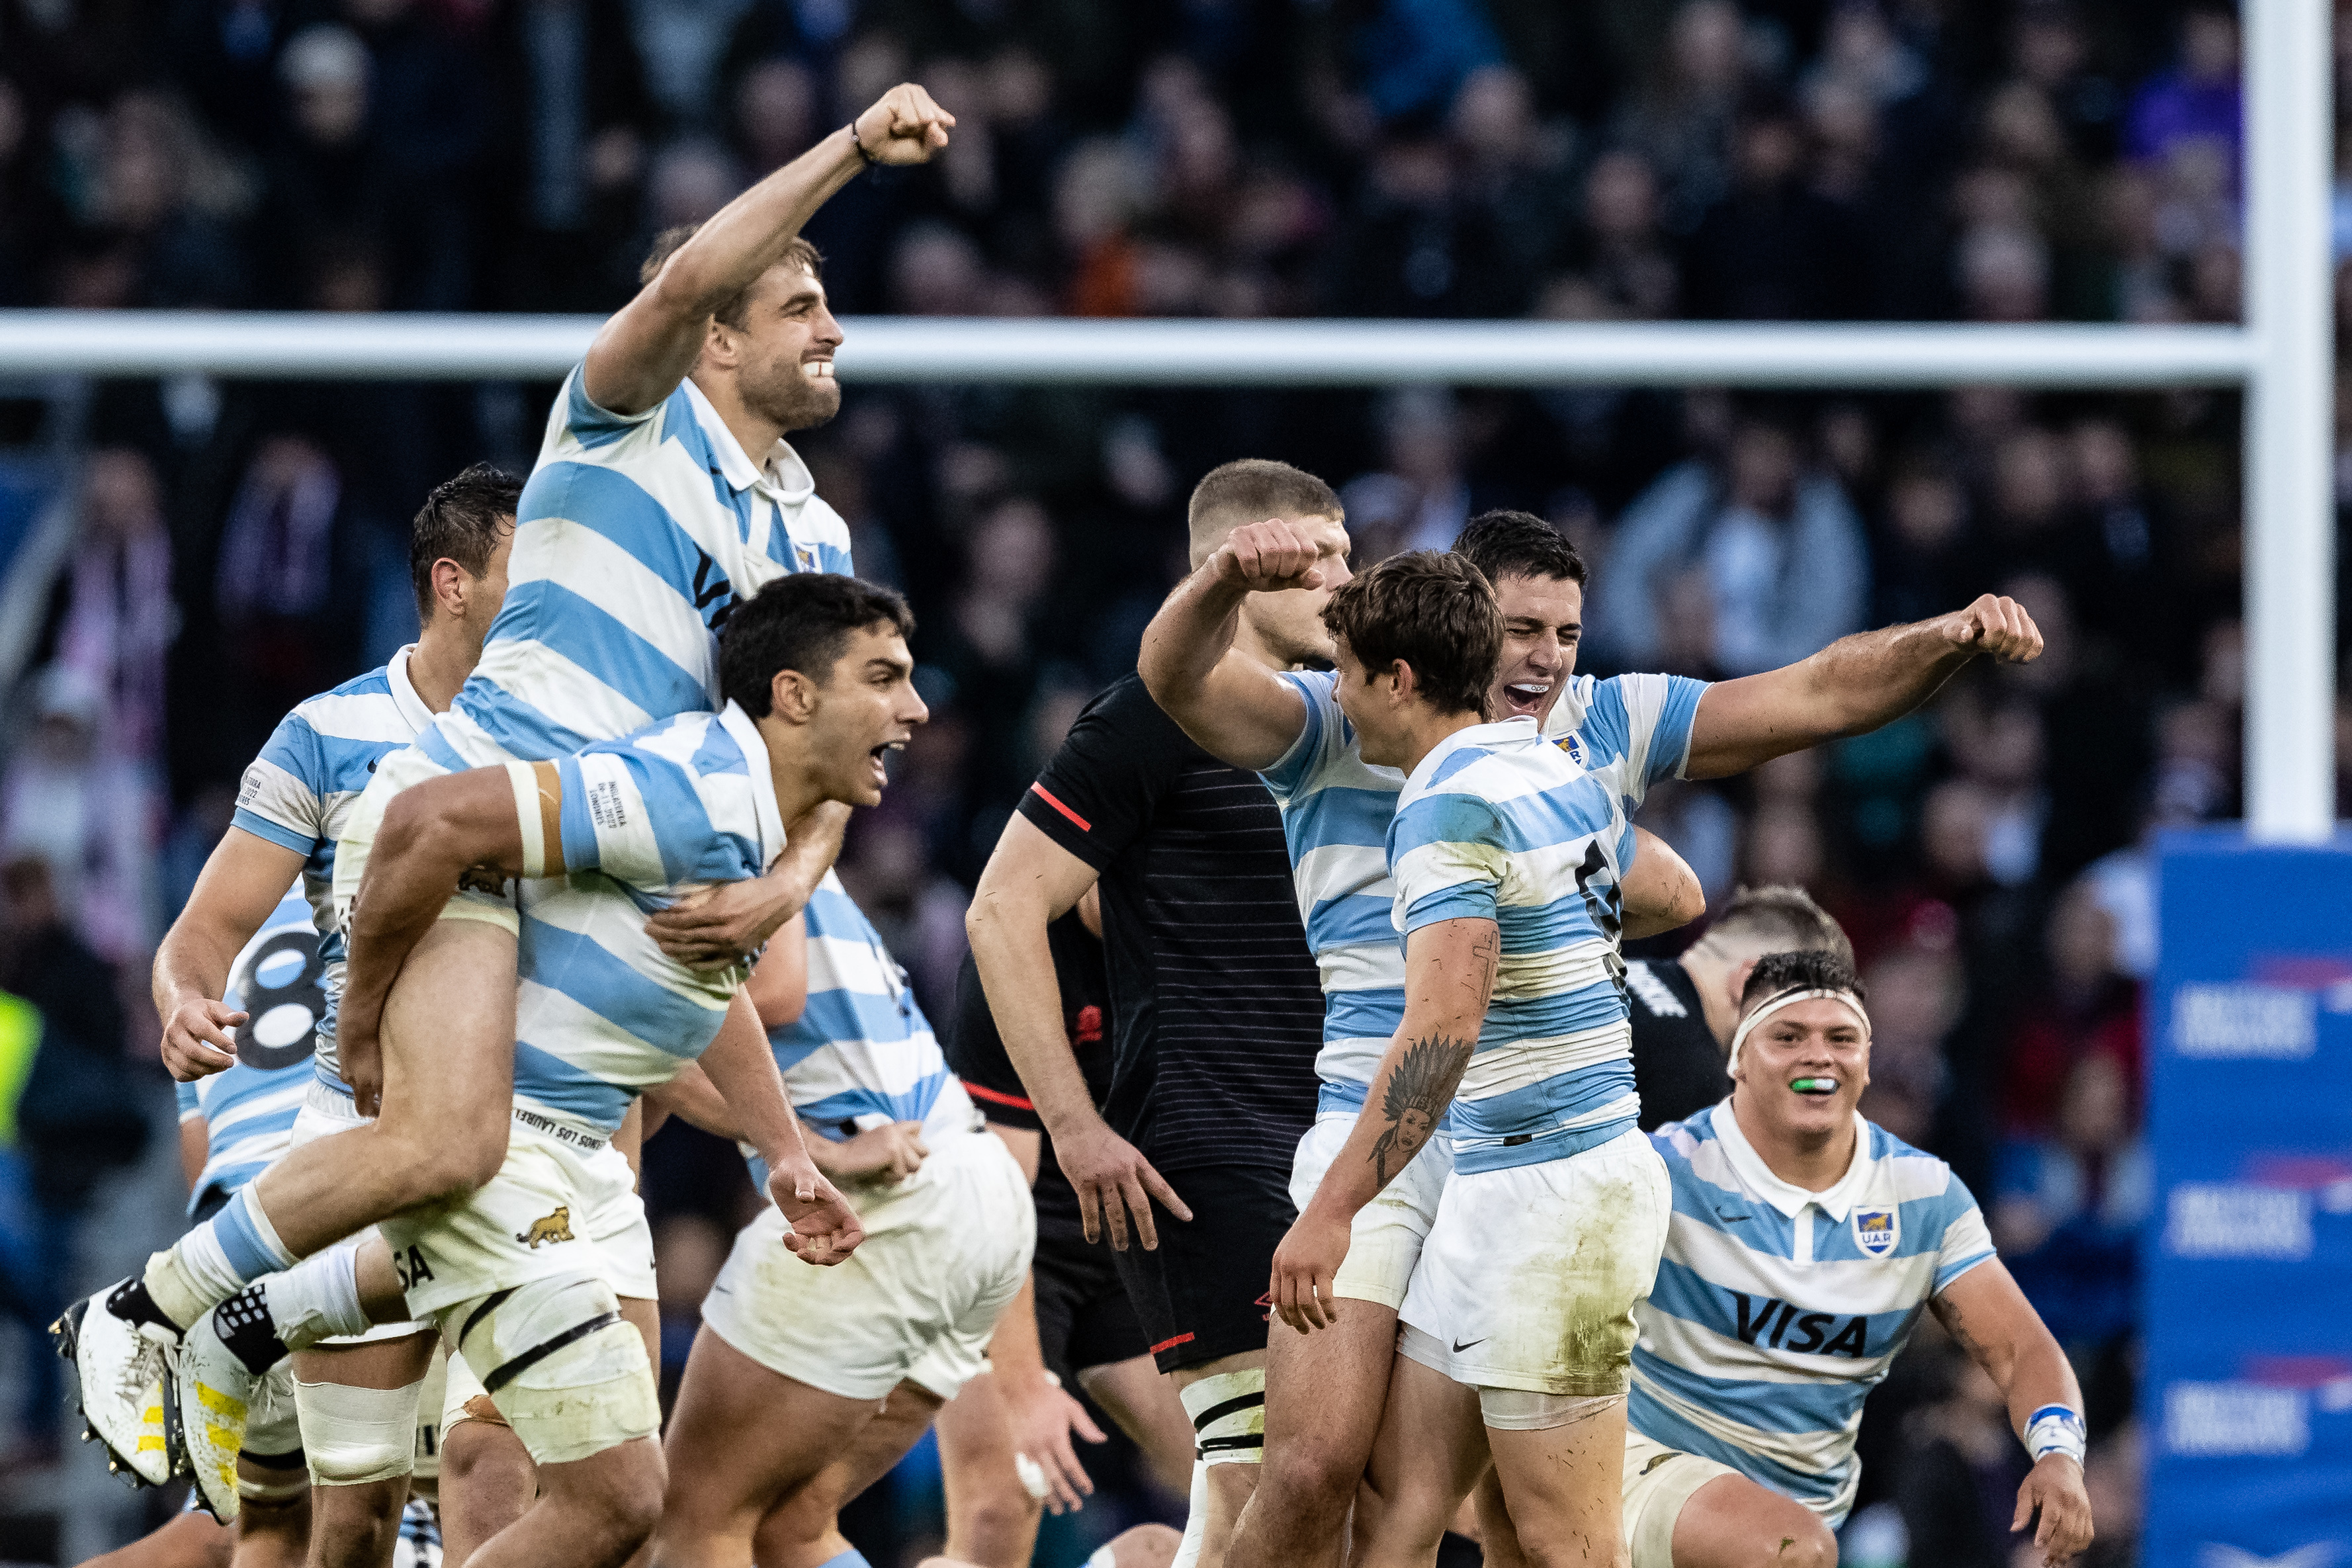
top-left (1790, 1078), bottom-right (1837, 1093)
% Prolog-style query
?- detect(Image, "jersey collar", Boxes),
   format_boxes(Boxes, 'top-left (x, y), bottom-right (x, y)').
top-left (1707, 1099), bottom-right (1872, 1221)
top-left (1406, 715), bottom-right (1539, 787)
top-left (717, 699), bottom-right (789, 870)
top-left (681, 376), bottom-right (816, 507)
top-left (384, 644), bottom-right (434, 736)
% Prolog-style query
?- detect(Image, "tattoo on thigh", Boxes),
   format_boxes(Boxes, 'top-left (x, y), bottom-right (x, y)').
top-left (1370, 1036), bottom-right (1471, 1184)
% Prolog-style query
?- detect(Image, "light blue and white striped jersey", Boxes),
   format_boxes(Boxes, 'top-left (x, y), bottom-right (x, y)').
top-left (175, 893), bottom-right (326, 1217)
top-left (1387, 715), bottom-right (1686, 1172)
top-left (1632, 1102), bottom-right (1997, 1524)
top-left (231, 648), bottom-right (433, 1080)
top-left (411, 368), bottom-right (851, 776)
top-left (1258, 670), bottom-right (1704, 1114)
top-left (512, 701), bottom-right (788, 1135)
top-left (760, 871), bottom-right (980, 1178)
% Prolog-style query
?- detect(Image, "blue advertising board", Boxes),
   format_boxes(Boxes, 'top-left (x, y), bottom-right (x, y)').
top-left (2150, 830), bottom-right (2352, 1567)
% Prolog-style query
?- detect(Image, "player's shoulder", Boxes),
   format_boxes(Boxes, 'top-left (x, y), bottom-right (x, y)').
top-left (1857, 1119), bottom-right (1970, 1201)
top-left (1647, 1104), bottom-right (1739, 1185)
top-left (1069, 672), bottom-right (1190, 750)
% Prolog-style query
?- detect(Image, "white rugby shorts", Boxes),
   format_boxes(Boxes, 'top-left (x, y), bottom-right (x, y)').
top-left (1398, 1127), bottom-right (1669, 1397)
top-left (287, 1082), bottom-right (433, 1344)
top-left (701, 1128), bottom-right (1033, 1403)
top-left (1287, 1111), bottom-right (1453, 1310)
top-left (378, 1107), bottom-right (651, 1319)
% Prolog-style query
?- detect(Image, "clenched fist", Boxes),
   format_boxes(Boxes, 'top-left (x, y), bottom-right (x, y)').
top-left (852, 85), bottom-right (956, 166)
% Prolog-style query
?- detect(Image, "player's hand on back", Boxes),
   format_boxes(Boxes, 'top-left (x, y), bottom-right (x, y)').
top-left (1268, 1209), bottom-right (1350, 1333)
top-left (1053, 1117), bottom-right (1191, 1250)
top-left (853, 84), bottom-right (955, 166)
top-left (1942, 593), bottom-right (2043, 665)
top-left (2013, 1453), bottom-right (2094, 1567)
top-left (822, 1120), bottom-right (930, 1183)
top-left (1004, 1373), bottom-right (1108, 1515)
top-left (161, 1000), bottom-right (245, 1082)
top-left (1215, 519), bottom-right (1327, 594)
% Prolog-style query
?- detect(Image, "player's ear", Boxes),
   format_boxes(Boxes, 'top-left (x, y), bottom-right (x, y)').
top-left (1725, 957), bottom-right (1758, 1018)
top-left (768, 667), bottom-right (818, 724)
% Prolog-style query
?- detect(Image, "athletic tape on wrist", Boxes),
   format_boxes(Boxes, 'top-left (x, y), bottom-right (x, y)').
top-left (1178, 1368), bottom-right (1265, 1465)
top-left (1727, 986), bottom-right (1872, 1070)
top-left (2025, 1404), bottom-right (2087, 1464)
top-left (295, 1377), bottom-right (424, 1486)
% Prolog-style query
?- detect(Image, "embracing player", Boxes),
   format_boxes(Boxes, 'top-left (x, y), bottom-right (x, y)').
top-left (61, 82), bottom-right (958, 1456)
top-left (1139, 507), bottom-right (2041, 1567)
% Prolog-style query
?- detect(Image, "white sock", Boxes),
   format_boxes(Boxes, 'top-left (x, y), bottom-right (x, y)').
top-left (1170, 1458), bottom-right (1210, 1568)
top-left (263, 1242), bottom-right (370, 1353)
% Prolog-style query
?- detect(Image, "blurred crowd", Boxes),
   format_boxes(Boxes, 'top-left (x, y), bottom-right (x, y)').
top-left (0, 0), bottom-right (2334, 1562)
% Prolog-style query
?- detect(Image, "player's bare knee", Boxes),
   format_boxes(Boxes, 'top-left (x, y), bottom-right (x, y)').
top-left (958, 1487), bottom-right (1041, 1548)
top-left (1774, 1514), bottom-right (1837, 1568)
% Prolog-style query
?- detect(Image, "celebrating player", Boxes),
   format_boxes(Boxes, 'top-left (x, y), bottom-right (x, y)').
top-left (59, 83), bottom-right (956, 1440)
top-left (1139, 507), bottom-right (2042, 1568)
top-left (1618, 948), bottom-right (2094, 1568)
top-left (1625, 885), bottom-right (1852, 1130)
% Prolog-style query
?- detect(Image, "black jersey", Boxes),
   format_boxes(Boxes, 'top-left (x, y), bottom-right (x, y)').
top-left (1015, 674), bottom-right (1323, 1174)
top-left (945, 910), bottom-right (1112, 1133)
top-left (1625, 957), bottom-right (1731, 1130)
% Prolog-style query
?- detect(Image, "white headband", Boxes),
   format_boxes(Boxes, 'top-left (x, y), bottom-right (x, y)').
top-left (1727, 986), bottom-right (1872, 1070)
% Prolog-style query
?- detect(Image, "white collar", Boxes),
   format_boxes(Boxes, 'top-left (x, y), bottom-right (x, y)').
top-left (681, 376), bottom-right (814, 506)
top-left (716, 699), bottom-right (789, 871)
top-left (385, 645), bottom-right (435, 736)
top-left (1707, 1098), bottom-right (1872, 1221)
top-left (1405, 715), bottom-right (1538, 788)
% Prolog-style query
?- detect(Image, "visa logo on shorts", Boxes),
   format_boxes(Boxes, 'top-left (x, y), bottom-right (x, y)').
top-left (1852, 1207), bottom-right (1898, 1256)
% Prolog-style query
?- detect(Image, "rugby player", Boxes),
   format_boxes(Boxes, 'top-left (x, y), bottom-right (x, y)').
top-left (75, 470), bottom-right (518, 1542)
top-left (652, 858), bottom-right (1032, 1568)
top-left (1624, 886), bottom-right (1852, 1130)
top-left (1270, 550), bottom-right (1675, 1567)
top-left (1139, 508), bottom-right (2041, 1568)
top-left (62, 82), bottom-right (954, 1443)
top-left (1618, 949), bottom-right (2094, 1568)
top-left (939, 899), bottom-right (1196, 1559)
top-left (168, 573), bottom-right (913, 1568)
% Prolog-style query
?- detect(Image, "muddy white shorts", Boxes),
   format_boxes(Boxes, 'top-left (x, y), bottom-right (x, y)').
top-left (379, 1108), bottom-right (644, 1321)
top-left (287, 1081), bottom-right (433, 1345)
top-left (1398, 1127), bottom-right (1669, 1397)
top-left (1621, 1430), bottom-right (1740, 1568)
top-left (332, 744), bottom-right (519, 936)
top-left (1287, 1113), bottom-right (1453, 1309)
top-left (701, 1129), bottom-right (1033, 1403)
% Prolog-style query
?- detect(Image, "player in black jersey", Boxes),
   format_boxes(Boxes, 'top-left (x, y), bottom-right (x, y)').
top-left (1626, 885), bottom-right (1852, 1129)
top-left (965, 463), bottom-right (1346, 1568)
top-left (937, 894), bottom-right (1193, 1563)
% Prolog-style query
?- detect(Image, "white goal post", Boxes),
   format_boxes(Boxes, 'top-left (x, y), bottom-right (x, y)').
top-left (0, 2), bottom-right (2328, 838)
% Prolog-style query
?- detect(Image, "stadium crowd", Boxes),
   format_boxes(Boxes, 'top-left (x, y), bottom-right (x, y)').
top-left (0, 1), bottom-right (2318, 1563)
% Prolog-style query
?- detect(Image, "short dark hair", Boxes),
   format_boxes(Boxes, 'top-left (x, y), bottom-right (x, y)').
top-left (410, 463), bottom-right (522, 621)
top-left (641, 225), bottom-right (824, 331)
top-left (1320, 550), bottom-right (1499, 720)
top-left (1704, 885), bottom-right (1854, 967)
top-left (1186, 459), bottom-right (1343, 568)
top-left (719, 573), bottom-right (915, 718)
top-left (1452, 509), bottom-right (1587, 589)
top-left (1740, 949), bottom-right (1866, 1010)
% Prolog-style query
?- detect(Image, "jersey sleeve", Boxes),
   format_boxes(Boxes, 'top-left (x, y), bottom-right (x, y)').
top-left (556, 363), bottom-right (662, 451)
top-left (1256, 670), bottom-right (1338, 803)
top-left (176, 1078), bottom-right (202, 1123)
top-left (1389, 791), bottom-right (1508, 933)
top-left (1585, 674), bottom-right (1710, 801)
top-left (1015, 680), bottom-right (1177, 873)
top-left (1931, 1172), bottom-right (1998, 1292)
top-left (552, 748), bottom-right (714, 891)
top-left (232, 711), bottom-right (329, 857)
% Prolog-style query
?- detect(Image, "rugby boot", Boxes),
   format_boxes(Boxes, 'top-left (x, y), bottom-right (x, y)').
top-left (50, 1281), bottom-right (177, 1486)
top-left (175, 1290), bottom-right (276, 1524)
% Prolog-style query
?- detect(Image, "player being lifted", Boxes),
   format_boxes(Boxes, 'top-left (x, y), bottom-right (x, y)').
top-left (60, 83), bottom-right (957, 1449)
top-left (163, 574), bottom-right (914, 1568)
top-left (1139, 507), bottom-right (2041, 1568)
top-left (1612, 948), bottom-right (2094, 1568)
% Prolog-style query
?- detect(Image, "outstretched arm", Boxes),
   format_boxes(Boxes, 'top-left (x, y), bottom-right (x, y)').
top-left (1137, 520), bottom-right (1322, 771)
top-left (1683, 593), bottom-right (2042, 779)
top-left (1270, 916), bottom-right (1499, 1331)
top-left (584, 85), bottom-right (953, 414)
top-left (1933, 1260), bottom-right (2095, 1567)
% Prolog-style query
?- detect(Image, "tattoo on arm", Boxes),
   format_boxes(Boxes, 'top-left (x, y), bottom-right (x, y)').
top-left (1369, 1035), bottom-right (1473, 1185)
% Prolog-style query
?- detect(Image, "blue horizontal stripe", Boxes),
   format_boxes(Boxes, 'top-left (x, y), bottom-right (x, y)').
top-left (303, 729), bottom-right (407, 786)
top-left (1453, 1110), bottom-right (1635, 1173)
top-left (780, 986), bottom-right (924, 1055)
top-left (1402, 885), bottom-right (1496, 928)
top-left (1633, 1345), bottom-right (1871, 1438)
top-left (1322, 986), bottom-right (1405, 1045)
top-left (793, 1075), bottom-right (949, 1133)
top-left (1280, 782), bottom-right (1399, 861)
top-left (413, 720), bottom-right (482, 771)
top-left (1391, 783), bottom-right (1616, 860)
top-left (1628, 1383), bottom-right (1847, 1505)
top-left (514, 459), bottom-right (711, 609)
top-left (511, 1041), bottom-right (635, 1131)
top-left (1642, 1258), bottom-right (1921, 1375)
top-left (1455, 1059), bottom-right (1633, 1137)
top-left (520, 915), bottom-right (724, 1059)
top-left (500, 580), bottom-right (710, 735)
top-left (1479, 983), bottom-right (1630, 1044)
top-left (556, 371), bottom-right (657, 451)
top-left (1305, 893), bottom-right (1397, 953)
top-left (231, 810), bottom-right (316, 857)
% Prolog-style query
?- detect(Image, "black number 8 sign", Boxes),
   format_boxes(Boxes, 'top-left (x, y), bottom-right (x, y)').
top-left (232, 928), bottom-right (327, 1072)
